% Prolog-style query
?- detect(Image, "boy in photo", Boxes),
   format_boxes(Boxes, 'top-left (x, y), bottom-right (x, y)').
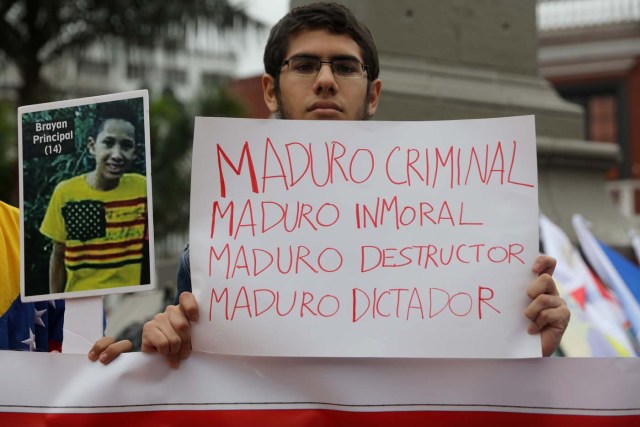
top-left (40, 100), bottom-right (148, 294)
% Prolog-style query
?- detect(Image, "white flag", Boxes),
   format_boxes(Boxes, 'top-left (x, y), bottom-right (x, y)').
top-left (573, 214), bottom-right (640, 345)
top-left (540, 215), bottom-right (635, 356)
top-left (629, 229), bottom-right (640, 265)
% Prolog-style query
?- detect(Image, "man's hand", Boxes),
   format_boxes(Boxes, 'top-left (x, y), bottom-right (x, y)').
top-left (88, 337), bottom-right (133, 364)
top-left (141, 291), bottom-right (199, 368)
top-left (525, 255), bottom-right (570, 356)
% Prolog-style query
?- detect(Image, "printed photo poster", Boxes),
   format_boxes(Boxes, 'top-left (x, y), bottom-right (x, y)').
top-left (18, 90), bottom-right (155, 302)
top-left (190, 116), bottom-right (540, 358)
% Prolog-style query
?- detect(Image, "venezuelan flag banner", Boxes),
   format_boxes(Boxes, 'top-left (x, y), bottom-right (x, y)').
top-left (598, 243), bottom-right (640, 305)
top-left (540, 215), bottom-right (636, 356)
top-left (573, 214), bottom-right (640, 344)
top-left (0, 352), bottom-right (639, 426)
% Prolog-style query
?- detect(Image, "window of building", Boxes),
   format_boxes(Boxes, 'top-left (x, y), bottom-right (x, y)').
top-left (588, 94), bottom-right (617, 144)
top-left (557, 82), bottom-right (639, 213)
top-left (201, 72), bottom-right (228, 88)
top-left (558, 84), bottom-right (626, 179)
top-left (165, 68), bottom-right (187, 85)
top-left (77, 59), bottom-right (109, 77)
top-left (127, 63), bottom-right (147, 80)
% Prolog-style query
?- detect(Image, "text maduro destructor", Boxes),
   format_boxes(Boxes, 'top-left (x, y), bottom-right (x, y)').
top-left (189, 116), bottom-right (540, 358)
top-left (206, 241), bottom-right (525, 280)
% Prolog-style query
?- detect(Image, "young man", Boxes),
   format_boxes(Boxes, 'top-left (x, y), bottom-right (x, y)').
top-left (91, 2), bottom-right (569, 365)
top-left (40, 101), bottom-right (148, 294)
top-left (1, 200), bottom-right (64, 351)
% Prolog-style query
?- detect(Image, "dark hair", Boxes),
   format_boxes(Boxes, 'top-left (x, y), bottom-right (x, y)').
top-left (263, 2), bottom-right (379, 82)
top-left (91, 100), bottom-right (138, 138)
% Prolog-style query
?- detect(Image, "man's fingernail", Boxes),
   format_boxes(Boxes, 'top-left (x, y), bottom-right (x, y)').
top-left (99, 353), bottom-right (108, 363)
top-left (88, 351), bottom-right (96, 360)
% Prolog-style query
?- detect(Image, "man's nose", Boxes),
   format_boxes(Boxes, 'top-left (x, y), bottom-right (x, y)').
top-left (313, 63), bottom-right (338, 93)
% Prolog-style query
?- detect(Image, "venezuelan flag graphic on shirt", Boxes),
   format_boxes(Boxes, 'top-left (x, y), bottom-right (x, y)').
top-left (1, 201), bottom-right (64, 351)
top-left (40, 173), bottom-right (147, 292)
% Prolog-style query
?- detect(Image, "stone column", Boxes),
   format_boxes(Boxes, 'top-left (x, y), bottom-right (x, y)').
top-left (291, 0), bottom-right (632, 249)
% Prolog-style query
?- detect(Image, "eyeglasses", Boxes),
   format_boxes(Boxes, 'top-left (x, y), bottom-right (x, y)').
top-left (280, 56), bottom-right (369, 79)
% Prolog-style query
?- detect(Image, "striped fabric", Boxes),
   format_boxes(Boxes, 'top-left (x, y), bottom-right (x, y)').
top-left (1, 352), bottom-right (639, 426)
top-left (40, 173), bottom-right (147, 292)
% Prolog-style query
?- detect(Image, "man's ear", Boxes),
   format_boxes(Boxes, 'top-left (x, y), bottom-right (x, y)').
top-left (367, 79), bottom-right (382, 117)
top-left (262, 73), bottom-right (279, 114)
top-left (87, 137), bottom-right (96, 155)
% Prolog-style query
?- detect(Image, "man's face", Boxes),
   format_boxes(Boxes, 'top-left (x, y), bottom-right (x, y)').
top-left (263, 29), bottom-right (382, 120)
top-left (88, 118), bottom-right (136, 183)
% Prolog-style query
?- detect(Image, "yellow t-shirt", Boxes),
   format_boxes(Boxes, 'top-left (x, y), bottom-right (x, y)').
top-left (0, 201), bottom-right (20, 315)
top-left (40, 173), bottom-right (147, 292)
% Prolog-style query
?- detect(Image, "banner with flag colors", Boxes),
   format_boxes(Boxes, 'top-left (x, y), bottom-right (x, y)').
top-left (0, 351), bottom-right (639, 426)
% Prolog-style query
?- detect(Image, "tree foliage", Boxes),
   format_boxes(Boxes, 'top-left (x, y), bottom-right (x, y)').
top-left (0, 0), bottom-right (260, 105)
top-left (150, 87), bottom-right (246, 240)
top-left (0, 0), bottom-right (261, 205)
top-left (0, 100), bottom-right (17, 203)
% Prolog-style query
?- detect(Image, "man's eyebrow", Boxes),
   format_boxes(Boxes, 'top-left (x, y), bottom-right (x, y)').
top-left (289, 53), bottom-right (362, 61)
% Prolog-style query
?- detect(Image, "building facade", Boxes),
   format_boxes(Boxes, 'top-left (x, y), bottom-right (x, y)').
top-left (538, 0), bottom-right (640, 220)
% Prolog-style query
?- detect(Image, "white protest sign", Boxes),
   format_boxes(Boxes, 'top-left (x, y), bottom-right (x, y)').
top-left (189, 116), bottom-right (540, 357)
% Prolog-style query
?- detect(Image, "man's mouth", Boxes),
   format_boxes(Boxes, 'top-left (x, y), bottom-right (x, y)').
top-left (308, 101), bottom-right (342, 114)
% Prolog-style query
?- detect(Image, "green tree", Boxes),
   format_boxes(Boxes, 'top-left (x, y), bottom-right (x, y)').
top-left (0, 0), bottom-right (259, 106)
top-left (150, 87), bottom-right (246, 239)
top-left (149, 92), bottom-right (193, 239)
top-left (0, 0), bottom-right (262, 204)
top-left (0, 100), bottom-right (16, 203)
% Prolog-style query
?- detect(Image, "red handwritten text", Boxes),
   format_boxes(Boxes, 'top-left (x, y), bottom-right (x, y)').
top-left (209, 244), bottom-right (344, 279)
top-left (385, 141), bottom-right (534, 189)
top-left (352, 286), bottom-right (500, 322)
top-left (360, 243), bottom-right (525, 272)
top-left (211, 199), bottom-right (340, 239)
top-left (209, 287), bottom-right (341, 320)
top-left (355, 196), bottom-right (482, 229)
top-left (216, 139), bottom-right (376, 198)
